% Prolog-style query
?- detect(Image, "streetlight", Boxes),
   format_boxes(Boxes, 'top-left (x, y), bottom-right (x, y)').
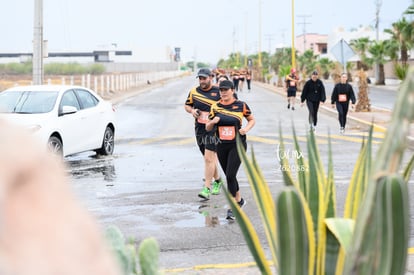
top-left (258, 0), bottom-right (263, 70)
top-left (33, 0), bottom-right (44, 85)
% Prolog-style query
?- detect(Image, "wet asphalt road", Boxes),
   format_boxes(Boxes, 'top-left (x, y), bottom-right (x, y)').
top-left (65, 76), bottom-right (414, 272)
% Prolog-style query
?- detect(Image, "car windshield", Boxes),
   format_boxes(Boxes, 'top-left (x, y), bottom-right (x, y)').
top-left (0, 91), bottom-right (59, 114)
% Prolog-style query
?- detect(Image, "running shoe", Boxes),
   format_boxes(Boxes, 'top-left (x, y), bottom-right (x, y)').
top-left (238, 198), bottom-right (247, 208)
top-left (198, 187), bottom-right (211, 200)
top-left (287, 104), bottom-right (290, 109)
top-left (211, 179), bottom-right (223, 195)
top-left (340, 127), bottom-right (345, 134)
top-left (226, 209), bottom-right (235, 220)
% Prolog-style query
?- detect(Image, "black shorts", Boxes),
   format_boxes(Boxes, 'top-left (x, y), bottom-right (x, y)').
top-left (195, 124), bottom-right (219, 154)
top-left (287, 87), bottom-right (297, 97)
top-left (196, 133), bottom-right (219, 154)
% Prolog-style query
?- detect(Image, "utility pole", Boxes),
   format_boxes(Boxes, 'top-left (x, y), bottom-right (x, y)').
top-left (265, 34), bottom-right (275, 73)
top-left (232, 26), bottom-right (239, 67)
top-left (291, 0), bottom-right (295, 68)
top-left (244, 12), bottom-right (248, 68)
top-left (297, 14), bottom-right (311, 53)
top-left (375, 0), bottom-right (382, 84)
top-left (258, 0), bottom-right (263, 72)
top-left (33, 0), bottom-right (44, 85)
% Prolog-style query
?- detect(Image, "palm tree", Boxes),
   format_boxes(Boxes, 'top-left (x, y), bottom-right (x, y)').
top-left (367, 40), bottom-right (387, 85)
top-left (404, 1), bottom-right (414, 15)
top-left (297, 49), bottom-right (317, 76)
top-left (350, 37), bottom-right (371, 71)
top-left (384, 17), bottom-right (413, 66)
top-left (316, 58), bottom-right (334, 80)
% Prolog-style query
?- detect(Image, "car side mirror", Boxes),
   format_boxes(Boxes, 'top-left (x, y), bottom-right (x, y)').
top-left (60, 105), bottom-right (78, 116)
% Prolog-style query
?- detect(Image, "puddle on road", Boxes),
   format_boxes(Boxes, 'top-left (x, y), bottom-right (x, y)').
top-left (65, 155), bottom-right (232, 229)
top-left (173, 203), bottom-right (228, 228)
top-left (90, 202), bottom-right (232, 231)
top-left (66, 154), bottom-right (116, 183)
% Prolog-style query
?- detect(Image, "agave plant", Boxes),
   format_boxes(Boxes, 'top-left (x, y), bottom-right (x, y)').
top-left (226, 68), bottom-right (414, 275)
top-left (105, 225), bottom-right (160, 275)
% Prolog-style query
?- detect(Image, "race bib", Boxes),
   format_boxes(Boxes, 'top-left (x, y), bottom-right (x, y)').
top-left (338, 94), bottom-right (347, 102)
top-left (197, 111), bottom-right (210, 124)
top-left (289, 81), bottom-right (296, 87)
top-left (218, 126), bottom-right (236, 141)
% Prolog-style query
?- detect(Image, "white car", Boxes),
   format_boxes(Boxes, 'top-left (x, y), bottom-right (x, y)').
top-left (0, 85), bottom-right (116, 157)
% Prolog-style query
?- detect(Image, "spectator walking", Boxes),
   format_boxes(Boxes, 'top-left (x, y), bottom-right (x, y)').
top-left (246, 70), bottom-right (252, 92)
top-left (231, 69), bottom-right (240, 92)
top-left (205, 80), bottom-right (255, 220)
top-left (285, 68), bottom-right (299, 110)
top-left (300, 71), bottom-right (326, 131)
top-left (238, 69), bottom-right (246, 92)
top-left (184, 68), bottom-right (224, 200)
top-left (331, 73), bottom-right (356, 134)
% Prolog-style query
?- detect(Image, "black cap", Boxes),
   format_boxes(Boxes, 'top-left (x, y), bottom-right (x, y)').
top-left (196, 68), bottom-right (212, 78)
top-left (312, 70), bottom-right (318, 75)
top-left (219, 80), bottom-right (234, 90)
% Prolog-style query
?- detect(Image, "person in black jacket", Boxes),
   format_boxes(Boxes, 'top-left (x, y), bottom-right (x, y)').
top-left (331, 73), bottom-right (356, 134)
top-left (300, 71), bottom-right (326, 131)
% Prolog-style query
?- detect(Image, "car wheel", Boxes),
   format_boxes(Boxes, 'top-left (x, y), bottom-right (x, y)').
top-left (96, 127), bottom-right (114, 155)
top-left (48, 136), bottom-right (63, 156)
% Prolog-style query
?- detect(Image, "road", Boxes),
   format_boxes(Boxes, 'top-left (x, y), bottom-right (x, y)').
top-left (65, 76), bottom-right (414, 274)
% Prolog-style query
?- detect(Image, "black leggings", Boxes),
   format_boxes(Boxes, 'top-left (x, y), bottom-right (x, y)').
top-left (233, 79), bottom-right (239, 92)
top-left (306, 101), bottom-right (320, 126)
top-left (336, 102), bottom-right (349, 128)
top-left (217, 141), bottom-right (247, 197)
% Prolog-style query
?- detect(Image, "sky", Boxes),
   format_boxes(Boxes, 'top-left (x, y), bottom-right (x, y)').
top-left (0, 0), bottom-right (412, 65)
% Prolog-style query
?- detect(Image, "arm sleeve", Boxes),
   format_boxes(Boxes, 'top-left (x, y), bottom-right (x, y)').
top-left (331, 85), bottom-right (337, 104)
top-left (349, 85), bottom-right (356, 104)
top-left (301, 81), bottom-right (308, 102)
top-left (320, 81), bottom-right (326, 102)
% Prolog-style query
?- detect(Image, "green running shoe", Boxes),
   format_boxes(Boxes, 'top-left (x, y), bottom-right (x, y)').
top-left (211, 179), bottom-right (223, 195)
top-left (198, 187), bottom-right (211, 200)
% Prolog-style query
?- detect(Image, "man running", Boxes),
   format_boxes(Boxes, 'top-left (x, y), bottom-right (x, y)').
top-left (184, 68), bottom-right (223, 200)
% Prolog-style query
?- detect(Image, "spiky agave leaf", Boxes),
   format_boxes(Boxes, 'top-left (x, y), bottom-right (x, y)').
top-left (278, 125), bottom-right (296, 186)
top-left (403, 154), bottom-right (414, 182)
top-left (223, 186), bottom-right (272, 275)
top-left (276, 186), bottom-right (315, 275)
top-left (292, 126), bottom-right (309, 198)
top-left (236, 135), bottom-right (278, 269)
top-left (322, 134), bottom-right (339, 275)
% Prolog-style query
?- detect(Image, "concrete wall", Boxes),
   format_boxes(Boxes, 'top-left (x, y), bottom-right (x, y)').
top-left (99, 62), bottom-right (179, 73)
